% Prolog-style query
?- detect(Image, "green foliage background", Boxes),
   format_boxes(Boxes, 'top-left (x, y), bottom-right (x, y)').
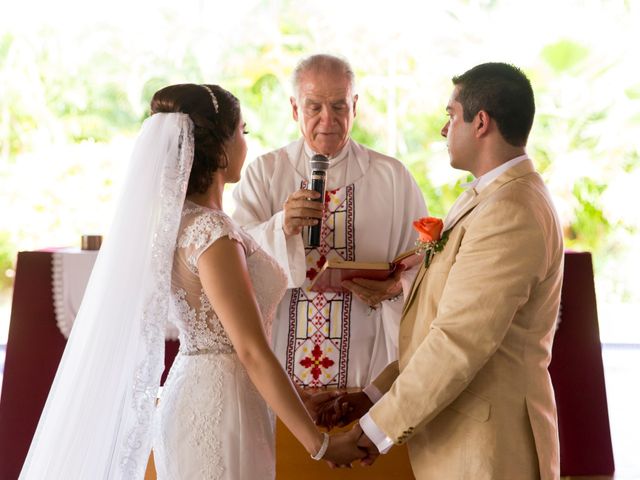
top-left (1, 0), bottom-right (639, 308)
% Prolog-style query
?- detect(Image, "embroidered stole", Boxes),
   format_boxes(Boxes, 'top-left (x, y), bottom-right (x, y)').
top-left (285, 183), bottom-right (355, 387)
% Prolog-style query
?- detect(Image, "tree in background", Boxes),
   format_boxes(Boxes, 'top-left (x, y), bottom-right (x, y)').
top-left (1, 0), bottom-right (638, 321)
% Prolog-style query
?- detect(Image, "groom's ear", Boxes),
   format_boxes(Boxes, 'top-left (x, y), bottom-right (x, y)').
top-left (475, 110), bottom-right (491, 138)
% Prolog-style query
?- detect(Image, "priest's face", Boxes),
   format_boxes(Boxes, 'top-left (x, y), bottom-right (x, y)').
top-left (290, 70), bottom-right (358, 157)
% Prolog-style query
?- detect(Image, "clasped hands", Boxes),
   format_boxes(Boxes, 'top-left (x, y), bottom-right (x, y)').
top-left (302, 389), bottom-right (378, 468)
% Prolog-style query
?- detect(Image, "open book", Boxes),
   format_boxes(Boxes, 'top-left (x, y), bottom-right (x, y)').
top-left (308, 248), bottom-right (423, 293)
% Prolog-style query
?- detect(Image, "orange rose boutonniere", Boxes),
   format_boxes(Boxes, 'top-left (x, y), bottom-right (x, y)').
top-left (412, 217), bottom-right (449, 267)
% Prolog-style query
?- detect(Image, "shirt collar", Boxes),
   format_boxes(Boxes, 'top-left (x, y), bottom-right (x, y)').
top-left (462, 154), bottom-right (529, 193)
top-left (303, 141), bottom-right (350, 168)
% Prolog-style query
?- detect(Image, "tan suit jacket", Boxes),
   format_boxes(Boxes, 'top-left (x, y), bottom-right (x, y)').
top-left (370, 160), bottom-right (563, 479)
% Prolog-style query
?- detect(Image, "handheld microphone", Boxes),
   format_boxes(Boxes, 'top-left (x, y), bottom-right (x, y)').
top-left (307, 154), bottom-right (330, 247)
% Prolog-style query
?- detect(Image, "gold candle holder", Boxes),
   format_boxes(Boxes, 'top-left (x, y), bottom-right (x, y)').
top-left (81, 235), bottom-right (102, 251)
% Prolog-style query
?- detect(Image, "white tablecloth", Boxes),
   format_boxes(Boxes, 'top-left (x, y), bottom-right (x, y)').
top-left (51, 248), bottom-right (99, 338)
top-left (50, 248), bottom-right (179, 339)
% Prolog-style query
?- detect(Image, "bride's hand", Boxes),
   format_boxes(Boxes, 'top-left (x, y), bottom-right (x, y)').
top-left (322, 428), bottom-right (367, 468)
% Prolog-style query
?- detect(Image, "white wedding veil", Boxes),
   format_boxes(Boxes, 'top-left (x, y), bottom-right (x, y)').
top-left (20, 113), bottom-right (194, 479)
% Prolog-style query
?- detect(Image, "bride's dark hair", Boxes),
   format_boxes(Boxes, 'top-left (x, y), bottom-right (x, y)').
top-left (150, 84), bottom-right (241, 195)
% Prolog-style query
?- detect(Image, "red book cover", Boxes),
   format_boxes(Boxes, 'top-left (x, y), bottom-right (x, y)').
top-left (309, 248), bottom-right (423, 293)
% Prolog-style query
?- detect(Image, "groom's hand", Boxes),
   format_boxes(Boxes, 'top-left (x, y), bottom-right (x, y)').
top-left (312, 391), bottom-right (352, 429)
top-left (315, 391), bottom-right (373, 429)
top-left (353, 424), bottom-right (380, 466)
top-left (300, 389), bottom-right (342, 425)
top-left (322, 426), bottom-right (366, 468)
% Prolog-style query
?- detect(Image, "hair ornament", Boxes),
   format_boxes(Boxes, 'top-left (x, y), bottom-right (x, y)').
top-left (200, 84), bottom-right (219, 114)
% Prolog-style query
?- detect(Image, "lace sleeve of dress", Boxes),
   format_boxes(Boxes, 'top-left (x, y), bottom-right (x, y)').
top-left (177, 210), bottom-right (246, 274)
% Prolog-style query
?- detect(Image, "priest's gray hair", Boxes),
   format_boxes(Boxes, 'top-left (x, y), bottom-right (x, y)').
top-left (291, 54), bottom-right (356, 100)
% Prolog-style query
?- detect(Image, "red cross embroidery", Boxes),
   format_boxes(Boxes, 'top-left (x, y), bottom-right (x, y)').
top-left (299, 344), bottom-right (335, 380)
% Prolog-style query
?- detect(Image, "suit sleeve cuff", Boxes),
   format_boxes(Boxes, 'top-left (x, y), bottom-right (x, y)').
top-left (359, 412), bottom-right (394, 454)
top-left (363, 383), bottom-right (383, 404)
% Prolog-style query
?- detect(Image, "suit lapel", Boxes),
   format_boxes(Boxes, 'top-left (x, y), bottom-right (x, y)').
top-left (402, 262), bottom-right (427, 315)
top-left (400, 159), bottom-right (537, 317)
top-left (443, 159), bottom-right (537, 233)
top-left (444, 194), bottom-right (481, 232)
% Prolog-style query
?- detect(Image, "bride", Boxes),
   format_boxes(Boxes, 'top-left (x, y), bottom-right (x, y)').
top-left (20, 84), bottom-right (363, 479)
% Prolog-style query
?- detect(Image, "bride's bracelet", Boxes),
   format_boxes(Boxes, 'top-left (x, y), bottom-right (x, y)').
top-left (310, 432), bottom-right (330, 461)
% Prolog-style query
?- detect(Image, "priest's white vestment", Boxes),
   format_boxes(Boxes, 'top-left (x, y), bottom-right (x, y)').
top-left (232, 138), bottom-right (427, 387)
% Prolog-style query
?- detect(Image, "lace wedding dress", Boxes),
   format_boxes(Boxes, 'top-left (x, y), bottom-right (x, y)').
top-left (153, 201), bottom-right (287, 479)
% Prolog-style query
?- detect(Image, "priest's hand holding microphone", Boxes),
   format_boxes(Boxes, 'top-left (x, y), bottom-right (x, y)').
top-left (282, 154), bottom-right (329, 240)
top-left (282, 154), bottom-right (402, 307)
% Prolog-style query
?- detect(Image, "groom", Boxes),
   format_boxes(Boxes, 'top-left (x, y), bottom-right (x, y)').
top-left (324, 63), bottom-right (564, 479)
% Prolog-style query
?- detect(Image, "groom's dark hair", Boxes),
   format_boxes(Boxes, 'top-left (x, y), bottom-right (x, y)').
top-left (151, 84), bottom-right (241, 195)
top-left (452, 62), bottom-right (534, 147)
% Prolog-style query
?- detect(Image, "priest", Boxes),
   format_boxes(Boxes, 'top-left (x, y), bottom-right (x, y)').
top-left (232, 54), bottom-right (427, 388)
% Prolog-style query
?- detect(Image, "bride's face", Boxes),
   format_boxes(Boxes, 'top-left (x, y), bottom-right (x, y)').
top-left (223, 114), bottom-right (248, 183)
